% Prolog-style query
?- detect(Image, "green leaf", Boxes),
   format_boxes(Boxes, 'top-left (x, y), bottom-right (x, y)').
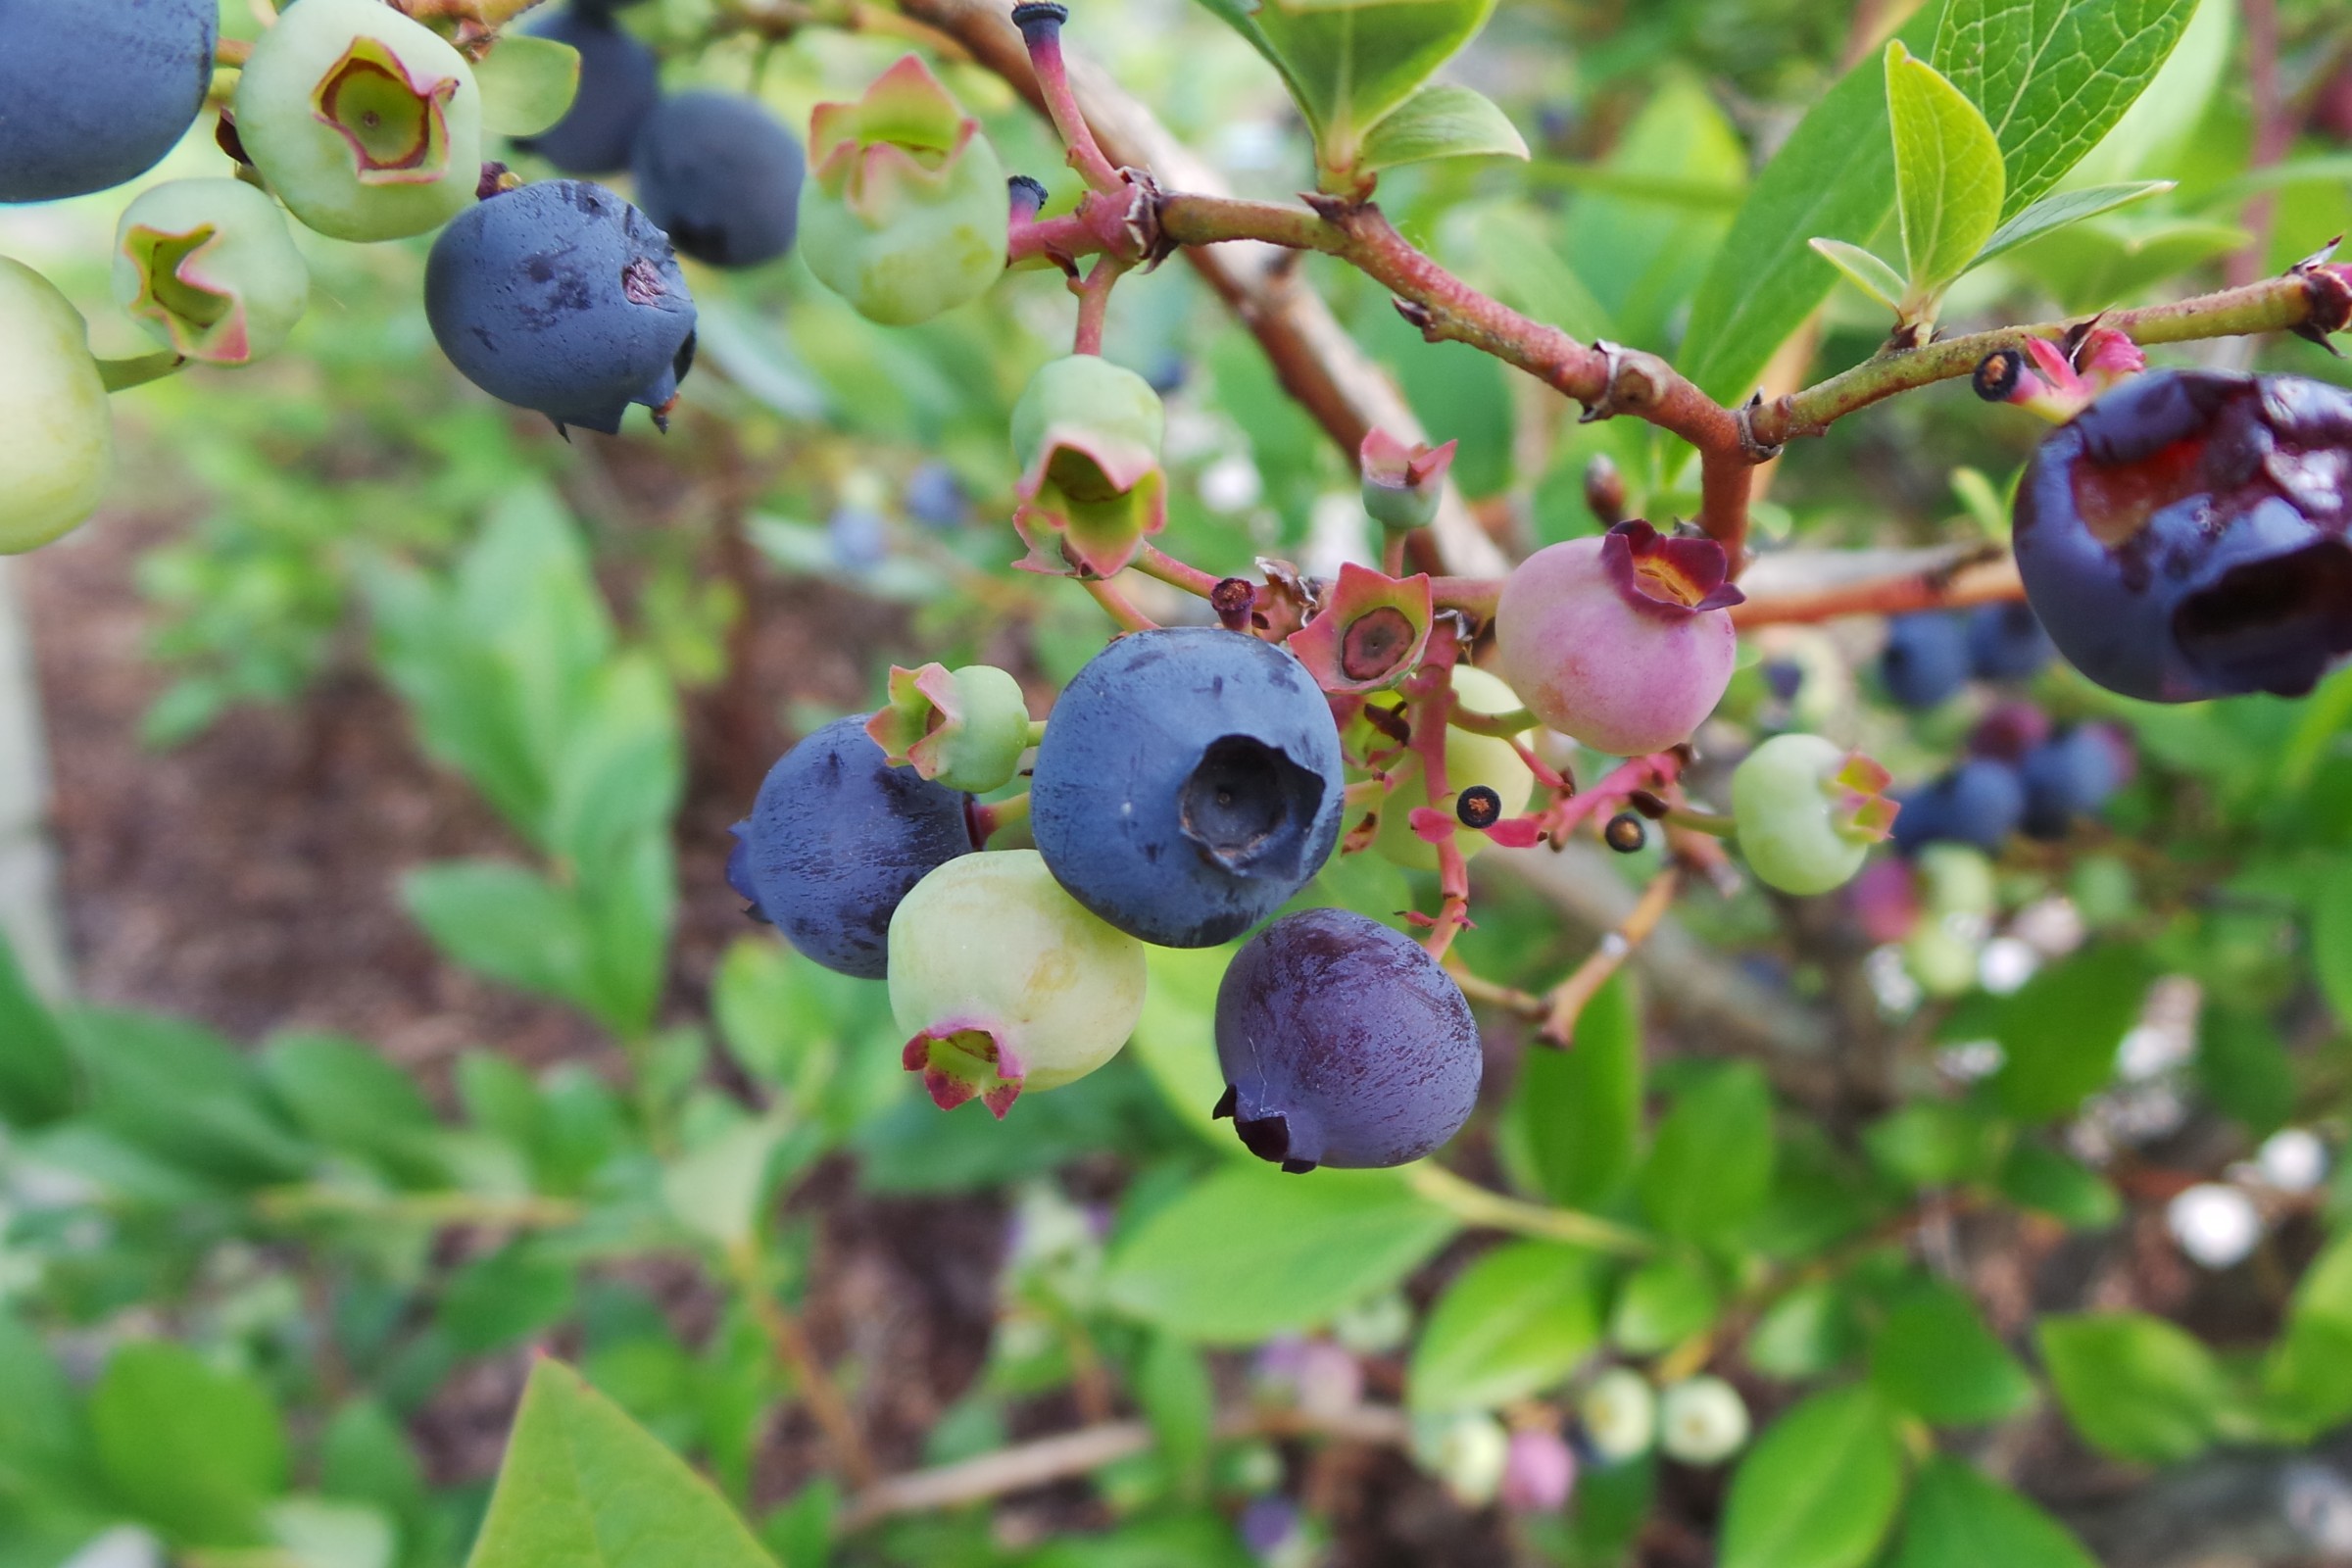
top-left (1193, 0), bottom-right (1497, 183)
top-left (1466, 205), bottom-right (1614, 344)
top-left (403, 860), bottom-right (597, 1018)
top-left (466, 1359), bottom-right (777, 1568)
top-left (1104, 1167), bottom-right (1458, 1343)
top-left (1638, 1062), bottom-right (1776, 1246)
top-left (1934, 0), bottom-right (2201, 216)
top-left (1747, 1282), bottom-right (1861, 1381)
top-left (1886, 1457), bottom-right (2100, 1568)
top-left (2037, 1312), bottom-right (2222, 1464)
top-left (548, 654), bottom-right (684, 868)
top-left (1886, 41), bottom-right (2006, 296)
top-left (1808, 238), bottom-right (1907, 311)
top-left (91, 1343), bottom-right (287, 1546)
top-left (1868, 1282), bottom-right (2035, 1425)
top-left (1719, 1385), bottom-right (1906, 1568)
top-left (1610, 1252), bottom-right (1720, 1355)
top-left (65, 1009), bottom-right (314, 1187)
top-left (1408, 1241), bottom-right (1604, 1411)
top-left (473, 32), bottom-right (579, 137)
top-left (1135, 1333), bottom-right (1215, 1494)
top-left (440, 1243), bottom-right (578, 1356)
top-left (1989, 946), bottom-right (2151, 1120)
top-left (1997, 1141), bottom-right (2122, 1228)
top-left (1510, 972), bottom-right (1641, 1207)
top-left (0, 937), bottom-right (74, 1127)
top-left (262, 1032), bottom-right (442, 1184)
top-left (1680, 8), bottom-right (1937, 402)
top-left (1356, 83), bottom-right (1527, 173)
top-left (2313, 863), bottom-right (2352, 1031)
top-left (2258, 1233), bottom-right (2352, 1437)
top-left (661, 1116), bottom-right (784, 1250)
top-left (1973, 180), bottom-right (2175, 265)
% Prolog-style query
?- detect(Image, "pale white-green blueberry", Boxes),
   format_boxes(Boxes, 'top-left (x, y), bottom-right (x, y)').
top-left (235, 0), bottom-right (483, 242)
top-left (890, 850), bottom-right (1147, 1117)
top-left (0, 257), bottom-right (114, 556)
top-left (1371, 665), bottom-right (1537, 871)
top-left (1905, 917), bottom-right (1983, 999)
top-left (1658, 1375), bottom-right (1749, 1464)
top-left (113, 179), bottom-right (310, 366)
top-left (1411, 1411), bottom-right (1509, 1507)
top-left (1731, 733), bottom-right (1896, 896)
top-left (1917, 843), bottom-right (1998, 918)
top-left (1578, 1367), bottom-right (1657, 1461)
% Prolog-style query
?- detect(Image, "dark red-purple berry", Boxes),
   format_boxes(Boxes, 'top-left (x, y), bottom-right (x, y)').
top-left (2013, 369), bottom-right (2352, 702)
top-left (1212, 908), bottom-right (1481, 1172)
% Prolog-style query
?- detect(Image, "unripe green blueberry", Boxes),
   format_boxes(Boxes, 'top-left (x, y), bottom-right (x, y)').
top-left (0, 257), bottom-right (114, 556)
top-left (1904, 918), bottom-right (1981, 998)
top-left (867, 662), bottom-right (1033, 793)
top-left (1009, 355), bottom-right (1167, 578)
top-left (801, 56), bottom-right (1007, 326)
top-left (235, 0), bottom-right (484, 242)
top-left (1578, 1367), bottom-right (1657, 1461)
top-left (1411, 1411), bottom-right (1510, 1506)
top-left (1917, 843), bottom-right (1997, 918)
top-left (1371, 665), bottom-right (1537, 871)
top-left (889, 850), bottom-right (1148, 1117)
top-left (1731, 734), bottom-right (1896, 896)
top-left (113, 179), bottom-right (310, 366)
top-left (1657, 1375), bottom-right (1748, 1464)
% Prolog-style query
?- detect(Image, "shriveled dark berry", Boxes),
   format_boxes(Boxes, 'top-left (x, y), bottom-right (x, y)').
top-left (2013, 369), bottom-right (2352, 702)
top-left (1604, 812), bottom-right (1647, 854)
top-left (1456, 785), bottom-right (1504, 829)
top-left (1973, 347), bottom-right (2027, 402)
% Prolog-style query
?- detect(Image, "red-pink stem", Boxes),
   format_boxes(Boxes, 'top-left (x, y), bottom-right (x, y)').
top-left (1017, 17), bottom-right (1123, 192)
top-left (1071, 257), bottom-right (1127, 355)
top-left (1081, 574), bottom-right (1157, 632)
top-left (1133, 542), bottom-right (1223, 598)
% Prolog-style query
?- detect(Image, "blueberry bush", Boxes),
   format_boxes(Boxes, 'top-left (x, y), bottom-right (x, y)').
top-left (4, 0), bottom-right (2352, 1562)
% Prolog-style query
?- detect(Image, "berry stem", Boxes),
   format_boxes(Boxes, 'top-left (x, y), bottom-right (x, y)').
top-left (1406, 1163), bottom-right (1653, 1255)
top-left (1407, 679), bottom-right (1475, 960)
top-left (724, 1237), bottom-right (882, 1490)
top-left (1069, 256), bottom-right (1127, 355)
top-left (1729, 549), bottom-right (2024, 627)
top-left (214, 36), bottom-right (252, 67)
top-left (1080, 574), bottom-right (1157, 632)
top-left (1539, 866), bottom-right (1682, 1046)
top-left (1446, 704), bottom-right (1537, 739)
top-left (1011, 4), bottom-right (1124, 193)
top-left (1130, 542), bottom-right (1222, 599)
top-left (1663, 808), bottom-right (1735, 838)
top-left (96, 350), bottom-right (188, 394)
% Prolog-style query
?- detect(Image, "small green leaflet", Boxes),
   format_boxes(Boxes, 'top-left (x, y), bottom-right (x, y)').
top-left (1808, 239), bottom-right (1907, 312)
top-left (1357, 84), bottom-right (1529, 174)
top-left (1886, 41), bottom-right (2005, 306)
top-left (1974, 181), bottom-right (2175, 267)
top-left (473, 33), bottom-right (580, 138)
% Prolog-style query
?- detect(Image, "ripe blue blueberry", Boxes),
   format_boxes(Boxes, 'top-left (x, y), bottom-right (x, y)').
top-left (1030, 628), bottom-right (1345, 948)
top-left (2019, 725), bottom-right (2123, 840)
top-left (1892, 759), bottom-right (2024, 856)
top-left (516, 4), bottom-right (660, 175)
top-left (1965, 600), bottom-right (2052, 680)
top-left (731, 714), bottom-right (978, 979)
top-left (1878, 612), bottom-right (1970, 709)
top-left (903, 462), bottom-right (969, 529)
top-left (2013, 369), bottom-right (2352, 702)
top-left (1212, 907), bottom-right (1481, 1171)
top-left (423, 179), bottom-right (698, 435)
top-left (630, 92), bottom-right (806, 269)
top-left (0, 0), bottom-right (218, 203)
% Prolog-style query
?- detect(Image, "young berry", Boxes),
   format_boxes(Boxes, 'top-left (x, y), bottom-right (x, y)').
top-left (1032, 628), bottom-right (1345, 948)
top-left (0, 257), bottom-right (114, 555)
top-left (515, 4), bottom-right (660, 175)
top-left (234, 0), bottom-right (484, 242)
top-left (1358, 428), bottom-right (1456, 533)
top-left (2013, 369), bottom-right (2352, 702)
top-left (1493, 521), bottom-right (1742, 756)
top-left (866, 662), bottom-right (1033, 794)
top-left (1213, 907), bottom-right (1480, 1171)
top-left (801, 56), bottom-right (1007, 325)
top-left (889, 850), bottom-right (1147, 1117)
top-left (1578, 1368), bottom-right (1657, 1462)
top-left (1731, 734), bottom-right (1899, 896)
top-left (424, 179), bottom-right (697, 435)
top-left (1368, 666), bottom-right (1537, 871)
top-left (1412, 1411), bottom-right (1510, 1507)
top-left (0, 0), bottom-right (218, 203)
top-left (1499, 1426), bottom-right (1577, 1514)
top-left (630, 92), bottom-right (806, 269)
top-left (2018, 724), bottom-right (2123, 840)
top-left (1657, 1376), bottom-right (1749, 1464)
top-left (1965, 600), bottom-right (2052, 680)
top-left (1878, 612), bottom-right (1970, 708)
top-left (113, 179), bottom-right (311, 367)
top-left (732, 714), bottom-right (978, 979)
top-left (1009, 356), bottom-right (1167, 578)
